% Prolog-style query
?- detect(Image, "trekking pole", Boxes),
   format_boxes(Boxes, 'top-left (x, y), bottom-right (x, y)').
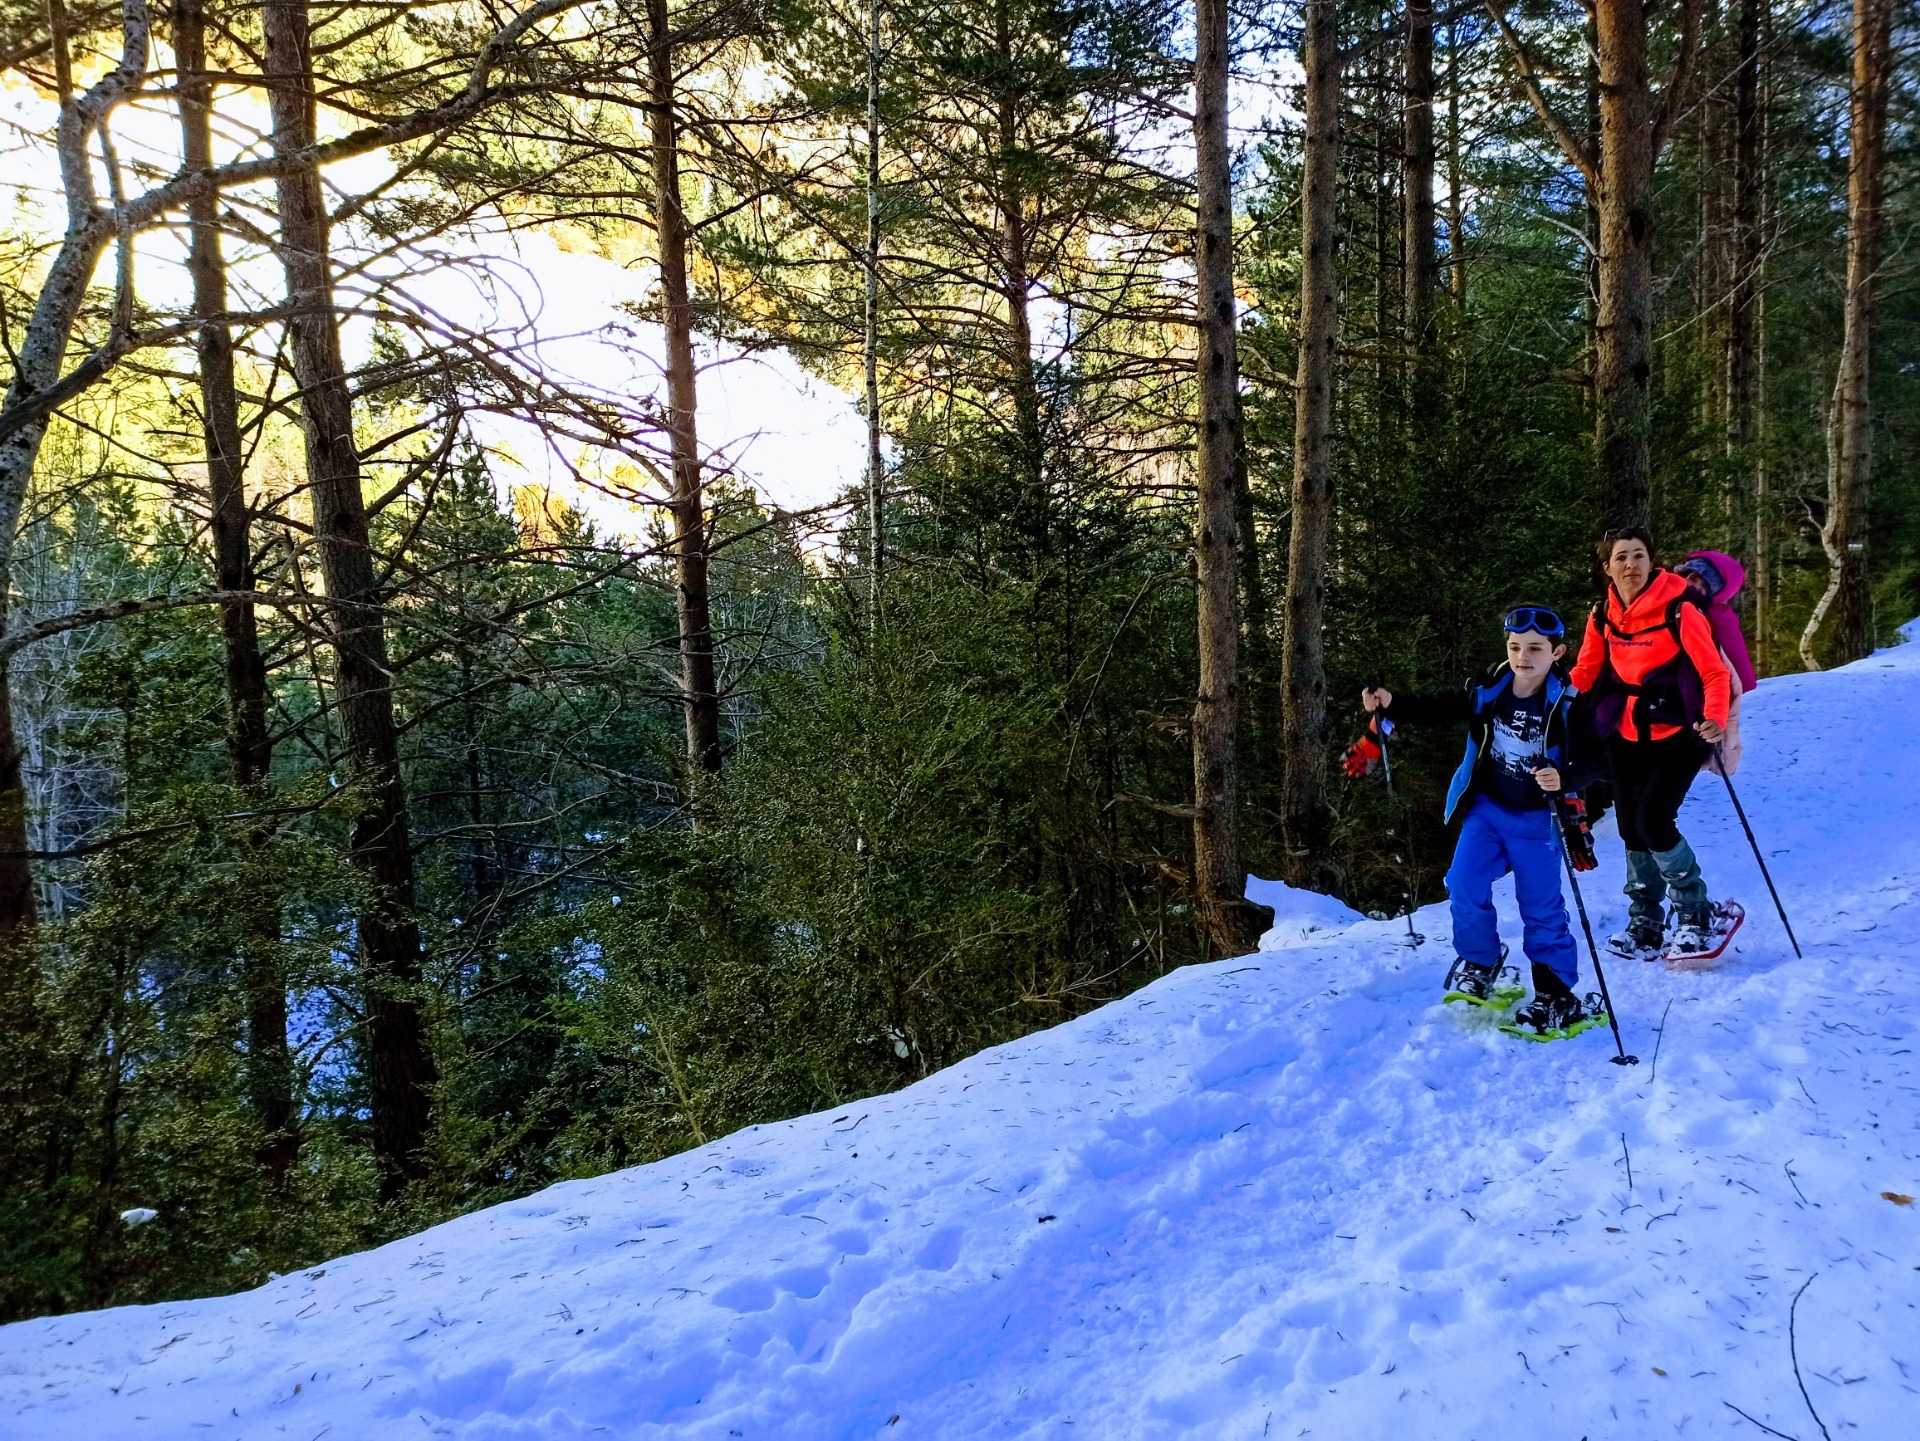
top-left (1376, 720), bottom-right (1425, 947)
top-left (1547, 792), bottom-right (1639, 1067)
top-left (1710, 741), bottom-right (1802, 959)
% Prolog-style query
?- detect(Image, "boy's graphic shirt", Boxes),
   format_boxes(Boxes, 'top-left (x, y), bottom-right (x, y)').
top-left (1476, 686), bottom-right (1550, 811)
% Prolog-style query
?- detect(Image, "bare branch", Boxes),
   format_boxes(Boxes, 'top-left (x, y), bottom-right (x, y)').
top-left (0, 588), bottom-right (327, 662)
top-left (1651, 0), bottom-right (1706, 156)
top-left (0, 304), bottom-right (299, 446)
top-left (1114, 792), bottom-right (1202, 821)
top-left (1482, 0), bottom-right (1599, 187)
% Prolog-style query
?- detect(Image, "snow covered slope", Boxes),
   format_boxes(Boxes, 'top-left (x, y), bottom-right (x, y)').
top-left (4, 641), bottom-right (1919, 1441)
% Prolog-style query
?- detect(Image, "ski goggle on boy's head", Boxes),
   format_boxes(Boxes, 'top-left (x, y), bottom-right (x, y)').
top-left (1503, 606), bottom-right (1565, 639)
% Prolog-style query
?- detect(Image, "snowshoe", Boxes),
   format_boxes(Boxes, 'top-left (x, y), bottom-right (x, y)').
top-left (1607, 919), bottom-right (1664, 962)
top-left (1442, 953), bottom-right (1523, 1010)
top-left (1501, 989), bottom-right (1609, 1043)
top-left (1663, 900), bottom-right (1745, 969)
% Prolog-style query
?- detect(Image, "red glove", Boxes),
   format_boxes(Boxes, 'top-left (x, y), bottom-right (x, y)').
top-left (1560, 795), bottom-right (1599, 871)
top-left (1343, 730), bottom-right (1383, 778)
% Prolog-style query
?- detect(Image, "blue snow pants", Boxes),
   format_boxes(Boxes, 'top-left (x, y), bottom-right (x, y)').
top-left (1445, 793), bottom-right (1580, 987)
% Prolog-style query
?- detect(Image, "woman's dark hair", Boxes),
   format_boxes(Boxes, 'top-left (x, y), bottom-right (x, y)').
top-left (1597, 525), bottom-right (1655, 563)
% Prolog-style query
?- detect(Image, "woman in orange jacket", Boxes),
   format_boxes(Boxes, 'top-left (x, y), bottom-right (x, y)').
top-left (1569, 527), bottom-right (1731, 959)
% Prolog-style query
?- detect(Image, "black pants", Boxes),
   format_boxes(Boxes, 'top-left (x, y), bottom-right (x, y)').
top-left (1607, 731), bottom-right (1709, 853)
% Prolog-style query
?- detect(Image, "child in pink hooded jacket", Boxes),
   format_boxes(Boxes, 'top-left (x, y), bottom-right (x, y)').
top-left (1675, 550), bottom-right (1758, 772)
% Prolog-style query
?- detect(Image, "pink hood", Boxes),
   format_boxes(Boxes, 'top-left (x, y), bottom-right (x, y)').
top-left (1683, 549), bottom-right (1758, 692)
top-left (1685, 550), bottom-right (1746, 603)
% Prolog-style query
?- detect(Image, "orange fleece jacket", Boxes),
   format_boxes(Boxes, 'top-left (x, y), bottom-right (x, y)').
top-left (1570, 569), bottom-right (1731, 740)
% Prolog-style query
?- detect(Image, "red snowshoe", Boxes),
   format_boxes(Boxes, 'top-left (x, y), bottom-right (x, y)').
top-left (1663, 901), bottom-right (1745, 970)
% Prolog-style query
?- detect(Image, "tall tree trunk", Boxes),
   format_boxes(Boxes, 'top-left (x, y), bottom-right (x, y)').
top-left (1490, 1), bottom-right (1698, 525)
top-left (0, 674), bottom-right (33, 943)
top-left (1801, 0), bottom-right (1890, 669)
top-left (1403, 0), bottom-right (1437, 354)
top-left (177, 0), bottom-right (293, 1178)
top-left (1729, 0), bottom-right (1765, 634)
top-left (647, 0), bottom-right (721, 774)
top-left (1583, 17), bottom-right (1601, 381)
top-left (264, 0), bottom-right (434, 1194)
top-left (994, 0), bottom-right (1046, 559)
top-left (1280, 0), bottom-right (1340, 891)
top-left (178, 0), bottom-right (270, 790)
top-left (1372, 55), bottom-right (1391, 411)
top-left (1001, 213), bottom-right (1044, 553)
top-left (865, 0), bottom-right (883, 628)
top-left (1697, 0), bottom-right (1729, 446)
top-left (1753, 276), bottom-right (1771, 670)
top-left (1751, 12), bottom-right (1774, 672)
top-left (1593, 0), bottom-right (1659, 525)
top-left (1236, 433), bottom-right (1269, 807)
top-left (1190, 0), bottom-right (1267, 954)
top-left (1445, 20), bottom-right (1465, 305)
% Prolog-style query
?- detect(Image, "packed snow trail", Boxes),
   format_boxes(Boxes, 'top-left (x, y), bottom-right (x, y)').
top-left (4, 643), bottom-right (1919, 1439)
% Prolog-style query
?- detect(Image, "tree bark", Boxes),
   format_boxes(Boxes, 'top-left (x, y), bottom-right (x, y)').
top-left (177, 0), bottom-right (270, 791)
top-left (1446, 20), bottom-right (1465, 305)
top-left (177, 0), bottom-right (294, 1178)
top-left (264, 0), bottom-right (434, 1193)
top-left (1279, 0), bottom-right (1341, 893)
top-left (647, 0), bottom-right (721, 774)
top-left (996, 1), bottom-right (1045, 549)
top-left (1236, 434), bottom-right (1269, 806)
top-left (1189, 0), bottom-right (1268, 954)
top-left (1753, 276), bottom-right (1771, 671)
top-left (1583, 16), bottom-right (1600, 380)
top-left (1592, 0), bottom-right (1658, 526)
top-left (1801, 0), bottom-right (1890, 669)
top-left (1728, 0), bottom-right (1765, 623)
top-left (1752, 5), bottom-right (1775, 672)
top-left (1002, 206), bottom-right (1045, 554)
top-left (1403, 0), bottom-right (1437, 354)
top-left (1696, 2), bottom-right (1728, 441)
top-left (0, 674), bottom-right (33, 941)
top-left (865, 0), bottom-right (883, 627)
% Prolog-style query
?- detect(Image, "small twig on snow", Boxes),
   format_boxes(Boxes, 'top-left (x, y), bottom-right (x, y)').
top-left (1784, 1160), bottom-right (1812, 1206)
top-left (1649, 997), bottom-right (1675, 1083)
top-left (1789, 1274), bottom-right (1832, 1440)
top-left (1721, 1399), bottom-right (1801, 1440)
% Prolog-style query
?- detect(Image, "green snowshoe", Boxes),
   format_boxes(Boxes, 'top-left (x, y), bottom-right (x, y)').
top-left (1443, 951), bottom-right (1522, 1010)
top-left (1501, 984), bottom-right (1609, 1042)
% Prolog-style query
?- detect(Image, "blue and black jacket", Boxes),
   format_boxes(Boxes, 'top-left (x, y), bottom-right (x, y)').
top-left (1384, 665), bottom-right (1604, 823)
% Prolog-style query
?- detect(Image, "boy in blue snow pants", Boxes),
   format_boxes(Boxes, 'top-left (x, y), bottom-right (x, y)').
top-left (1344, 608), bottom-right (1605, 1037)
top-left (1446, 794), bottom-right (1580, 991)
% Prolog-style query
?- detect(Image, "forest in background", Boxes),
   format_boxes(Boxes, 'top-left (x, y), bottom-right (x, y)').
top-left (0, 0), bottom-right (1913, 1317)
